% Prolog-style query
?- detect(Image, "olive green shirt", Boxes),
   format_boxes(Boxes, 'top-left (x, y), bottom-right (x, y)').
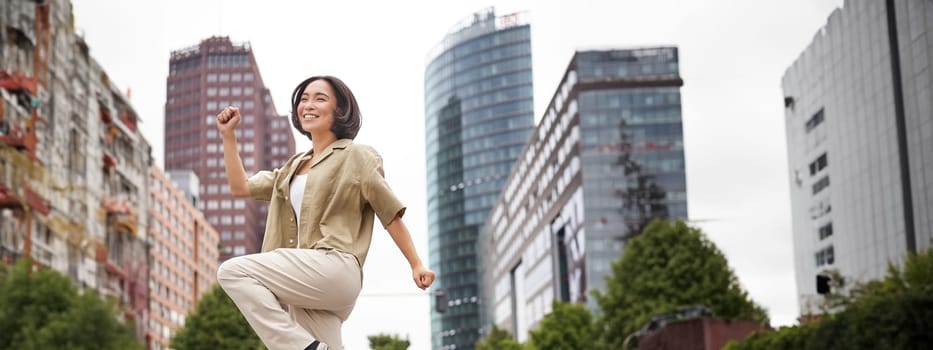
top-left (247, 139), bottom-right (405, 266)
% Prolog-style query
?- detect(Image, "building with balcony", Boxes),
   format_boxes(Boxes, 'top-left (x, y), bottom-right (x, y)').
top-left (1, 0), bottom-right (153, 339)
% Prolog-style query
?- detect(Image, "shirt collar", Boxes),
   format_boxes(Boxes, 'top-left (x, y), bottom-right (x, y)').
top-left (300, 138), bottom-right (352, 161)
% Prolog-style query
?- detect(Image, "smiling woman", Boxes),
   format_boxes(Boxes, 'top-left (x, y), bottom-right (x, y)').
top-left (214, 75), bottom-right (435, 350)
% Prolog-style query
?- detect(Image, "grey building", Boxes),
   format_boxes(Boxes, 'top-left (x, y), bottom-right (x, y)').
top-left (482, 48), bottom-right (687, 340)
top-left (424, 8), bottom-right (534, 350)
top-left (781, 0), bottom-right (932, 313)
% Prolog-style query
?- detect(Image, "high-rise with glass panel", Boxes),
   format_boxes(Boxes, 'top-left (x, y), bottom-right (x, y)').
top-left (424, 8), bottom-right (534, 350)
top-left (481, 48), bottom-right (687, 340)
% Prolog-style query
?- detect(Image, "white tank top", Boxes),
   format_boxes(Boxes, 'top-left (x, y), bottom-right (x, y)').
top-left (289, 173), bottom-right (308, 248)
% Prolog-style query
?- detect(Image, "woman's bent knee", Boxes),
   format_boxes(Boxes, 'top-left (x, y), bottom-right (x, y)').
top-left (216, 256), bottom-right (246, 286)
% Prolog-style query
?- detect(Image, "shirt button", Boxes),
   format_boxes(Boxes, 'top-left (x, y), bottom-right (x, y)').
top-left (288, 239), bottom-right (294, 244)
top-left (284, 196), bottom-right (289, 201)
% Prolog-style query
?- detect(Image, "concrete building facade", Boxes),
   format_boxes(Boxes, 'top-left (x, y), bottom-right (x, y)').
top-left (781, 0), bottom-right (933, 313)
top-left (1, 0), bottom-right (153, 339)
top-left (147, 167), bottom-right (219, 349)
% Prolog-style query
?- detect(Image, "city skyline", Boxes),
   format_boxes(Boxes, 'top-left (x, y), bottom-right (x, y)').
top-left (71, 1), bottom-right (845, 349)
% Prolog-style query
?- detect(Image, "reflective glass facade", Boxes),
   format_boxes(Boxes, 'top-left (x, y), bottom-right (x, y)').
top-left (782, 0), bottom-right (932, 313)
top-left (425, 9), bottom-right (533, 350)
top-left (482, 48), bottom-right (687, 339)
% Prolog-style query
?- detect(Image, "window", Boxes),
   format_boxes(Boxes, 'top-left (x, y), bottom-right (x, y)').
top-left (809, 153), bottom-right (828, 176)
top-left (815, 245), bottom-right (834, 266)
top-left (207, 74), bottom-right (217, 82)
top-left (805, 108), bottom-right (825, 132)
top-left (812, 175), bottom-right (830, 194)
top-left (818, 222), bottom-right (833, 240)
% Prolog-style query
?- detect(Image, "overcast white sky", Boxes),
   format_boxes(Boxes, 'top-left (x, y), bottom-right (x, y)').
top-left (70, 1), bottom-right (844, 349)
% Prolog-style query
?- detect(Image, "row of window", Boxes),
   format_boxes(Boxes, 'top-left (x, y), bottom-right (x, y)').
top-left (206, 54), bottom-right (251, 69)
top-left (198, 197), bottom-right (246, 209)
top-left (206, 72), bottom-right (255, 83)
top-left (221, 245), bottom-right (247, 256)
top-left (579, 88), bottom-right (681, 112)
top-left (206, 99), bottom-right (255, 111)
top-left (578, 61), bottom-right (679, 80)
top-left (809, 153), bottom-right (828, 176)
top-left (207, 214), bottom-right (246, 226)
top-left (219, 231), bottom-right (248, 241)
top-left (206, 86), bottom-right (256, 97)
top-left (815, 245), bottom-right (835, 267)
top-left (805, 108), bottom-right (825, 132)
top-left (812, 175), bottom-right (830, 194)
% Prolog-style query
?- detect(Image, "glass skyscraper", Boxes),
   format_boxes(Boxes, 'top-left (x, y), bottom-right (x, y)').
top-left (424, 8), bottom-right (534, 350)
top-left (482, 48), bottom-right (687, 340)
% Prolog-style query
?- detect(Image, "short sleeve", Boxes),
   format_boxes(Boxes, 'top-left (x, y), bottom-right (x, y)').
top-left (361, 150), bottom-right (406, 227)
top-left (248, 169), bottom-right (278, 201)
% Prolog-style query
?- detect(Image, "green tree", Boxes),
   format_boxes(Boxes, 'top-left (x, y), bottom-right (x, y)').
top-left (476, 325), bottom-right (523, 350)
top-left (171, 284), bottom-right (264, 350)
top-left (593, 220), bottom-right (768, 349)
top-left (727, 247), bottom-right (933, 350)
top-left (367, 333), bottom-right (410, 350)
top-left (528, 301), bottom-right (595, 350)
top-left (0, 258), bottom-right (142, 350)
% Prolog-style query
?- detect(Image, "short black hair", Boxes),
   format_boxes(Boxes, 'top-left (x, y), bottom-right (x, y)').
top-left (289, 75), bottom-right (361, 140)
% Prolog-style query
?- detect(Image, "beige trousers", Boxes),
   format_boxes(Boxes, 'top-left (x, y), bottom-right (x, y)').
top-left (217, 248), bottom-right (362, 350)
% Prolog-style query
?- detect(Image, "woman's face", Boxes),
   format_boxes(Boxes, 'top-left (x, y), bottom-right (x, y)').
top-left (297, 79), bottom-right (337, 136)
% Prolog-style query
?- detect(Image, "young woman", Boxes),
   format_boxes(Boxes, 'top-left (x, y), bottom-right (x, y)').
top-left (216, 75), bottom-right (434, 350)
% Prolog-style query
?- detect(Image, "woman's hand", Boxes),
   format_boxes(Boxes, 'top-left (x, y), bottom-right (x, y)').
top-left (412, 264), bottom-right (435, 290)
top-left (216, 106), bottom-right (241, 138)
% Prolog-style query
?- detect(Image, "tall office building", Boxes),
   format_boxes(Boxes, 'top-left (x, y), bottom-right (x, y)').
top-left (165, 37), bottom-right (295, 261)
top-left (482, 48), bottom-right (687, 340)
top-left (424, 8), bottom-right (534, 350)
top-left (147, 167), bottom-right (219, 349)
top-left (781, 0), bottom-right (932, 313)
